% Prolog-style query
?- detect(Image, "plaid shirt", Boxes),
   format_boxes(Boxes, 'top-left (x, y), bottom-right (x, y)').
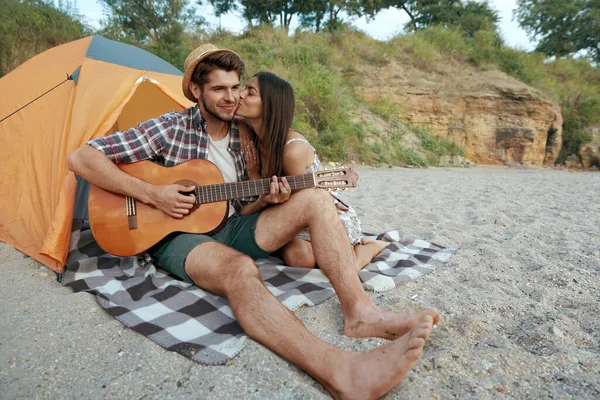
top-left (88, 105), bottom-right (255, 212)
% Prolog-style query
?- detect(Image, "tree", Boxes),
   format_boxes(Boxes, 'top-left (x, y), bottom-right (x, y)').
top-left (299, 1), bottom-right (366, 32)
top-left (242, 0), bottom-right (295, 28)
top-left (200, 0), bottom-right (297, 29)
top-left (0, 0), bottom-right (88, 77)
top-left (99, 0), bottom-right (205, 68)
top-left (364, 0), bottom-right (500, 37)
top-left (296, 0), bottom-right (329, 31)
top-left (361, 0), bottom-right (417, 24)
top-left (452, 0), bottom-right (500, 37)
top-left (515, 0), bottom-right (600, 63)
top-left (201, 0), bottom-right (366, 32)
top-left (101, 0), bottom-right (201, 43)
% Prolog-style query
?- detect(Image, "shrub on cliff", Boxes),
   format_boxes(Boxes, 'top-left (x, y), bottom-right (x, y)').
top-left (387, 25), bottom-right (600, 165)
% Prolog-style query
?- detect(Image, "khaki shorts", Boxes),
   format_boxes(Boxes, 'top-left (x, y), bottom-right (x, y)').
top-left (153, 212), bottom-right (269, 283)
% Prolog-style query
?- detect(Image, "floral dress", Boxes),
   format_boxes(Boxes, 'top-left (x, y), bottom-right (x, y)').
top-left (285, 138), bottom-right (362, 244)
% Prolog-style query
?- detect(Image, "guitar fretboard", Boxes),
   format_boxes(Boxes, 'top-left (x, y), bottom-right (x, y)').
top-left (194, 173), bottom-right (315, 204)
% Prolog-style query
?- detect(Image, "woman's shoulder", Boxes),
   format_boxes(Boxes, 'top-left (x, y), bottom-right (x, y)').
top-left (284, 130), bottom-right (314, 151)
top-left (284, 130), bottom-right (312, 147)
top-left (283, 130), bottom-right (315, 172)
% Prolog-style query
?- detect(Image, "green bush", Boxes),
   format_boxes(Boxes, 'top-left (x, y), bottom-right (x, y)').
top-left (417, 26), bottom-right (471, 60)
top-left (538, 58), bottom-right (600, 163)
top-left (409, 124), bottom-right (464, 164)
top-left (0, 0), bottom-right (89, 77)
top-left (389, 33), bottom-right (439, 69)
top-left (366, 96), bottom-right (396, 121)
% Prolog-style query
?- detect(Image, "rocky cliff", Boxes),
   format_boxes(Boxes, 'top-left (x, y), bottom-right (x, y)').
top-left (360, 60), bottom-right (563, 166)
top-left (579, 123), bottom-right (600, 169)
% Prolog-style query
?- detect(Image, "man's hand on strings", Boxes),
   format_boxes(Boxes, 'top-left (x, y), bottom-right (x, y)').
top-left (147, 184), bottom-right (196, 218)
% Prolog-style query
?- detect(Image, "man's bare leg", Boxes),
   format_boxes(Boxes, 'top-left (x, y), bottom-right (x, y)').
top-left (255, 188), bottom-right (440, 339)
top-left (185, 242), bottom-right (435, 399)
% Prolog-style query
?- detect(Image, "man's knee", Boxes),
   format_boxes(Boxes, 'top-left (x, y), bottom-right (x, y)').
top-left (290, 188), bottom-right (334, 214)
top-left (185, 245), bottom-right (260, 295)
top-left (218, 254), bottom-right (261, 293)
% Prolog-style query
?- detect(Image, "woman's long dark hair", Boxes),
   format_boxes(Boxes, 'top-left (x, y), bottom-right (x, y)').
top-left (255, 71), bottom-right (295, 178)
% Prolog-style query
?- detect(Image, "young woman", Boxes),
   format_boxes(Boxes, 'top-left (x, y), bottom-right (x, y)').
top-left (237, 71), bottom-right (388, 270)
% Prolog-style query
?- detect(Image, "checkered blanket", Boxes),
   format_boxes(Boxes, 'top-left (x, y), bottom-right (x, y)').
top-left (62, 222), bottom-right (454, 365)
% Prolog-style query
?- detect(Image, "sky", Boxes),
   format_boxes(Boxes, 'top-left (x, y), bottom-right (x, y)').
top-left (72, 0), bottom-right (536, 51)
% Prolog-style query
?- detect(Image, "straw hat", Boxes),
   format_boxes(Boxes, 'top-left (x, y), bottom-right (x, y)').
top-left (182, 43), bottom-right (239, 102)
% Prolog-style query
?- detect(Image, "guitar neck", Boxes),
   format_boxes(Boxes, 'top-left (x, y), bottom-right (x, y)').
top-left (194, 172), bottom-right (315, 204)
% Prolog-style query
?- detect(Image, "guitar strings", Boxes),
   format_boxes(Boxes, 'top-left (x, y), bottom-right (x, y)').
top-left (195, 173), bottom-right (315, 203)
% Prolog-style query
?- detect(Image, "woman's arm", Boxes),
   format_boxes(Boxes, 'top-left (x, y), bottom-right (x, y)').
top-left (238, 196), bottom-right (268, 215)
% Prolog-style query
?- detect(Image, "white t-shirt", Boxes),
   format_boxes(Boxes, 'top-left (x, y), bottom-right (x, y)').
top-left (207, 132), bottom-right (237, 218)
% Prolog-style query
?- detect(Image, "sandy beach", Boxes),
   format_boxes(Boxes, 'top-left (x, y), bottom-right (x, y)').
top-left (1, 165), bottom-right (598, 399)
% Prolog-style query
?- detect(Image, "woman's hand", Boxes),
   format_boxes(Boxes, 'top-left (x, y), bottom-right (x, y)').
top-left (259, 176), bottom-right (291, 205)
top-left (333, 196), bottom-right (350, 212)
top-left (238, 118), bottom-right (261, 180)
top-left (245, 140), bottom-right (261, 180)
top-left (240, 176), bottom-right (291, 216)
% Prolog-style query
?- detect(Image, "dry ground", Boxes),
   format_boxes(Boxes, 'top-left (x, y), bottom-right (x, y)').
top-left (1, 165), bottom-right (598, 399)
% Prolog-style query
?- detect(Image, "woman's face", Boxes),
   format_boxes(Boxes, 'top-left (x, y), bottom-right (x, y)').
top-left (237, 77), bottom-right (263, 120)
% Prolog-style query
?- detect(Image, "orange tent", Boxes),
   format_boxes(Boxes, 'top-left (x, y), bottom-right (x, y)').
top-left (0, 35), bottom-right (193, 273)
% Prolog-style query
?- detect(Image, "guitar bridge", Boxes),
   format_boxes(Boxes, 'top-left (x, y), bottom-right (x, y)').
top-left (126, 196), bottom-right (138, 230)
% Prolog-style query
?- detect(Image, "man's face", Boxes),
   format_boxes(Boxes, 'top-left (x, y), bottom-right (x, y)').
top-left (192, 69), bottom-right (240, 122)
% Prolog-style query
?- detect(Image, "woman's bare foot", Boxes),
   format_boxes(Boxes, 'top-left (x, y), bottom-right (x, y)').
top-left (353, 238), bottom-right (389, 270)
top-left (344, 307), bottom-right (440, 340)
top-left (323, 314), bottom-right (435, 400)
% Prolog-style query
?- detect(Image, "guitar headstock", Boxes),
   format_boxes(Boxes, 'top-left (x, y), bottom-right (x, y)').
top-left (314, 167), bottom-right (358, 189)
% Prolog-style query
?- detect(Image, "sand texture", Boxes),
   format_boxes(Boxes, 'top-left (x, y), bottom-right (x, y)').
top-left (1, 166), bottom-right (599, 399)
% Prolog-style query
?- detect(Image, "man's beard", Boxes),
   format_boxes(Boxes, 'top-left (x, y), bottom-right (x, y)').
top-left (201, 93), bottom-right (236, 122)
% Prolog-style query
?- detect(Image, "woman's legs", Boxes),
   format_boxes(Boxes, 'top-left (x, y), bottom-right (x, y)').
top-left (282, 237), bottom-right (389, 270)
top-left (353, 238), bottom-right (389, 269)
top-left (281, 237), bottom-right (317, 269)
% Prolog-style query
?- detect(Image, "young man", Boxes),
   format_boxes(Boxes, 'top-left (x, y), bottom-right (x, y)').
top-left (67, 44), bottom-right (440, 399)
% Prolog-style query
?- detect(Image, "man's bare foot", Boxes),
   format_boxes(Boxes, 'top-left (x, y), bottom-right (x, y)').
top-left (354, 238), bottom-right (389, 270)
top-left (322, 314), bottom-right (435, 400)
top-left (344, 307), bottom-right (439, 340)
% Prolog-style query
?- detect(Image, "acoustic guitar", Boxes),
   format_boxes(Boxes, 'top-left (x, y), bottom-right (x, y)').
top-left (88, 158), bottom-right (358, 257)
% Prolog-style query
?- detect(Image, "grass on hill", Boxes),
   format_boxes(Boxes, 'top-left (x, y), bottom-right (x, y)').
top-left (4, 2), bottom-right (599, 166)
top-left (208, 26), bottom-right (467, 166)
top-left (206, 25), bottom-right (599, 165)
